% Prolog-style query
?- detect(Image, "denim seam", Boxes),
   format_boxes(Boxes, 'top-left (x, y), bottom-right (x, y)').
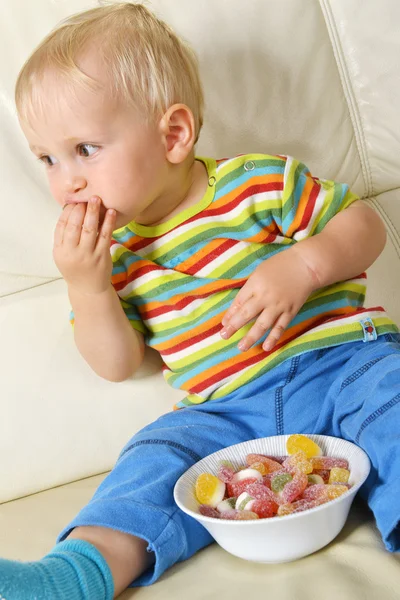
top-left (275, 356), bottom-right (300, 435)
top-left (117, 439), bottom-right (202, 463)
top-left (355, 392), bottom-right (400, 444)
top-left (339, 356), bottom-right (386, 393)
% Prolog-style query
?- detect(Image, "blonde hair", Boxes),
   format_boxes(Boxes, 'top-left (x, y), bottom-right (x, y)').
top-left (15, 2), bottom-right (204, 140)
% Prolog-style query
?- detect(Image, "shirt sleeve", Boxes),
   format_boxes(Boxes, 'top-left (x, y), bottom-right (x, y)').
top-left (277, 156), bottom-right (359, 241)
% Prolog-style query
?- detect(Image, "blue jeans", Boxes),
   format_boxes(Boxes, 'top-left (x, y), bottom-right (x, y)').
top-left (57, 333), bottom-right (400, 586)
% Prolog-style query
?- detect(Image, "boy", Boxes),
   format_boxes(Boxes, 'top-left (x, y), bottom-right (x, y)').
top-left (3, 2), bottom-right (399, 599)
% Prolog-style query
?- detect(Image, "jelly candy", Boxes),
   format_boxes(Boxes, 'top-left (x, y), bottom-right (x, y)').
top-left (280, 473), bottom-right (308, 503)
top-left (310, 457), bottom-right (349, 470)
top-left (326, 484), bottom-right (348, 499)
top-left (246, 454), bottom-right (283, 473)
top-left (249, 461), bottom-right (268, 476)
top-left (283, 451), bottom-right (313, 475)
top-left (195, 473), bottom-right (225, 507)
top-left (227, 478), bottom-right (259, 498)
top-left (302, 484), bottom-right (328, 502)
top-left (234, 511), bottom-right (259, 520)
top-left (217, 497), bottom-right (237, 512)
top-left (218, 464), bottom-right (235, 483)
top-left (286, 434), bottom-right (322, 458)
top-left (236, 492), bottom-right (256, 511)
top-left (307, 474), bottom-right (325, 485)
top-left (245, 482), bottom-right (283, 505)
top-left (251, 498), bottom-right (279, 518)
top-left (271, 473), bottom-right (293, 493)
top-left (312, 469), bottom-right (330, 483)
top-left (328, 467), bottom-right (350, 484)
top-left (231, 468), bottom-right (263, 483)
top-left (277, 497), bottom-right (325, 516)
top-left (199, 505), bottom-right (221, 518)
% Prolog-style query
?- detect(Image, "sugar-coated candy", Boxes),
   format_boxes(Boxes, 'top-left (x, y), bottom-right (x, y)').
top-left (328, 467), bottom-right (350, 484)
top-left (231, 468), bottom-right (263, 483)
top-left (326, 484), bottom-right (348, 499)
top-left (218, 509), bottom-right (259, 520)
top-left (249, 461), bottom-right (268, 475)
top-left (217, 497), bottom-right (237, 512)
top-left (194, 434), bottom-right (353, 521)
top-left (307, 474), bottom-right (325, 485)
top-left (246, 454), bottom-right (283, 473)
top-left (195, 473), bottom-right (226, 507)
top-left (251, 498), bottom-right (279, 518)
top-left (271, 473), bottom-right (293, 493)
top-left (227, 477), bottom-right (259, 498)
top-left (217, 464), bottom-right (235, 483)
top-left (245, 482), bottom-right (284, 505)
top-left (236, 492), bottom-right (256, 511)
top-left (283, 451), bottom-right (313, 475)
top-left (199, 505), bottom-right (221, 518)
top-left (310, 457), bottom-right (349, 470)
top-left (312, 469), bottom-right (330, 483)
top-left (234, 511), bottom-right (259, 520)
top-left (286, 434), bottom-right (323, 458)
top-left (302, 484), bottom-right (328, 502)
top-left (280, 473), bottom-right (308, 503)
top-left (277, 497), bottom-right (326, 516)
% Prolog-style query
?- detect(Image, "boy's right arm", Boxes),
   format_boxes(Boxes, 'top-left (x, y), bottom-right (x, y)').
top-left (69, 284), bottom-right (145, 382)
top-left (54, 197), bottom-right (144, 382)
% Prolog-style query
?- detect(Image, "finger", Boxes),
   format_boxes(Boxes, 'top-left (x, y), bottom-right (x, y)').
top-left (63, 203), bottom-right (87, 247)
top-left (221, 288), bottom-right (253, 327)
top-left (79, 196), bottom-right (101, 251)
top-left (237, 308), bottom-right (277, 352)
top-left (220, 293), bottom-right (259, 339)
top-left (95, 207), bottom-right (117, 252)
top-left (53, 203), bottom-right (75, 247)
top-left (262, 312), bottom-right (293, 352)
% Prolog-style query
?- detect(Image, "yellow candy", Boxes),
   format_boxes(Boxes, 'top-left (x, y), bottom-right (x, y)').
top-left (283, 451), bottom-right (313, 475)
top-left (249, 462), bottom-right (267, 476)
top-left (195, 473), bottom-right (226, 507)
top-left (287, 434), bottom-right (322, 458)
top-left (328, 468), bottom-right (350, 484)
top-left (326, 484), bottom-right (348, 500)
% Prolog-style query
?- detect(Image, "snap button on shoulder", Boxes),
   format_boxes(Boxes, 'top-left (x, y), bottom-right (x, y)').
top-left (244, 160), bottom-right (255, 171)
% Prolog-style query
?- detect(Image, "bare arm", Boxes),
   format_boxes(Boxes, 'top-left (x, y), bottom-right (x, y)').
top-left (291, 200), bottom-right (387, 287)
top-left (69, 283), bottom-right (145, 382)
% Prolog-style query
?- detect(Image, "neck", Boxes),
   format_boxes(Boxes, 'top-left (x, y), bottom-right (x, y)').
top-left (135, 153), bottom-right (208, 226)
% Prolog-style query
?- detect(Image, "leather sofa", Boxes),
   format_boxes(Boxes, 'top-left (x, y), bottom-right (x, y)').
top-left (1, 1), bottom-right (399, 598)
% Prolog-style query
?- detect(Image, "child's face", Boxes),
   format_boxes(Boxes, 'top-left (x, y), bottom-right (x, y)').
top-left (21, 74), bottom-right (169, 230)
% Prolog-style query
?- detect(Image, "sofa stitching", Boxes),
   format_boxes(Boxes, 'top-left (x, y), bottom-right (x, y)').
top-left (319, 0), bottom-right (374, 198)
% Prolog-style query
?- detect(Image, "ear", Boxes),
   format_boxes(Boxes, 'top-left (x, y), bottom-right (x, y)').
top-left (159, 104), bottom-right (196, 164)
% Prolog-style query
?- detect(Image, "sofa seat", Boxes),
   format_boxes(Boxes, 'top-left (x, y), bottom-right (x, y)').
top-left (0, 474), bottom-right (399, 599)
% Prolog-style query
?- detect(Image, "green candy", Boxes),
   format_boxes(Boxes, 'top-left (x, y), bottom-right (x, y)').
top-left (271, 473), bottom-right (293, 493)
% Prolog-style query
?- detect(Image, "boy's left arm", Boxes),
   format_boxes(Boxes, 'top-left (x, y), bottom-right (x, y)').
top-left (220, 201), bottom-right (387, 352)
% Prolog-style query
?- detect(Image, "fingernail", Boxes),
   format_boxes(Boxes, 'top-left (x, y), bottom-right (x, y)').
top-left (238, 341), bottom-right (247, 351)
top-left (220, 328), bottom-right (228, 339)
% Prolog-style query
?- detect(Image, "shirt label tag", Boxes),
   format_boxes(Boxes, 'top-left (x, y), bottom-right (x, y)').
top-left (360, 318), bottom-right (377, 342)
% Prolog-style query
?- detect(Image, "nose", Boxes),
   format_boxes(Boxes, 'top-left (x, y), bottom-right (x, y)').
top-left (64, 174), bottom-right (87, 198)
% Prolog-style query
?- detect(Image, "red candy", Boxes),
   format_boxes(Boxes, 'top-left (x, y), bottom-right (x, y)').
top-left (195, 435), bottom-right (353, 521)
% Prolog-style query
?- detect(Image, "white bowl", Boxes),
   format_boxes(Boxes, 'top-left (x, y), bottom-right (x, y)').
top-left (174, 434), bottom-right (371, 563)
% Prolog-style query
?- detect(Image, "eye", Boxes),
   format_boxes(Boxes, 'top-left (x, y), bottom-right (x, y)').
top-left (78, 143), bottom-right (99, 157)
top-left (38, 154), bottom-right (58, 167)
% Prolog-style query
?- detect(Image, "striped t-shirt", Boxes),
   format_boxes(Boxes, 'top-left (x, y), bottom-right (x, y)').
top-left (73, 154), bottom-right (398, 408)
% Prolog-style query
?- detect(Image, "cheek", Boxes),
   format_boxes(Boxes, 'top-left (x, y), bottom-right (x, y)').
top-left (47, 173), bottom-right (64, 206)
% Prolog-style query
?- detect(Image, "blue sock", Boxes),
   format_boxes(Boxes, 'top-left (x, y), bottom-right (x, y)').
top-left (0, 539), bottom-right (114, 600)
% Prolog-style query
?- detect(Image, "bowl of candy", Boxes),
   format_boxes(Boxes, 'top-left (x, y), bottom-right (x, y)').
top-left (174, 434), bottom-right (371, 563)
